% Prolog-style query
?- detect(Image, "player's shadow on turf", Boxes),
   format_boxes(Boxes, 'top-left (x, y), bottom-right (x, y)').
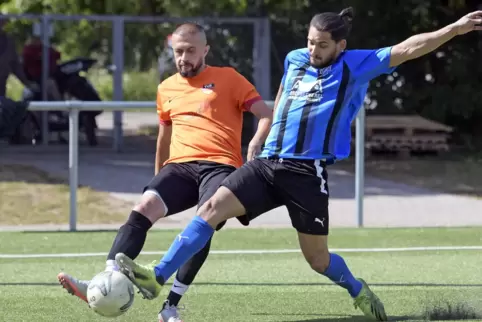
top-left (289, 316), bottom-right (418, 322)
top-left (193, 282), bottom-right (482, 288)
top-left (252, 313), bottom-right (420, 322)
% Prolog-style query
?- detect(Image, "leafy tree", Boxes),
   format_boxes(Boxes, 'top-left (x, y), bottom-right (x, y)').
top-left (1, 0), bottom-right (481, 144)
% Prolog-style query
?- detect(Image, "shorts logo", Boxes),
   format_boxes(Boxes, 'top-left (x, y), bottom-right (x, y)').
top-left (314, 217), bottom-right (325, 227)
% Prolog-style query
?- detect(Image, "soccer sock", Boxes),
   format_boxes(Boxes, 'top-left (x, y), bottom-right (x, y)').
top-left (166, 237), bottom-right (213, 306)
top-left (106, 210), bottom-right (152, 270)
top-left (165, 278), bottom-right (189, 307)
top-left (322, 253), bottom-right (363, 298)
top-left (154, 216), bottom-right (214, 285)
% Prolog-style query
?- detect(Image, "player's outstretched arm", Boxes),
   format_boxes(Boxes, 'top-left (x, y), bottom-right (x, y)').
top-left (389, 10), bottom-right (482, 67)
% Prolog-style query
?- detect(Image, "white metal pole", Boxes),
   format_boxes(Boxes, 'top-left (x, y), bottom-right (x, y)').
top-left (41, 15), bottom-right (50, 145)
top-left (355, 107), bottom-right (365, 227)
top-left (68, 106), bottom-right (79, 231)
top-left (28, 100), bottom-right (279, 231)
top-left (112, 18), bottom-right (124, 152)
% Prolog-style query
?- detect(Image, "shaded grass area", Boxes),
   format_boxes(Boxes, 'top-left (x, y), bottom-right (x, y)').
top-left (0, 164), bottom-right (130, 225)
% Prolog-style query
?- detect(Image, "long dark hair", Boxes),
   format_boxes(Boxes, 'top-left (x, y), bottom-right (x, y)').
top-left (309, 7), bottom-right (354, 42)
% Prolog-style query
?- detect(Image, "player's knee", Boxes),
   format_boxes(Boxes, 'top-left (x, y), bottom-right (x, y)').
top-left (133, 189), bottom-right (168, 223)
top-left (197, 199), bottom-right (218, 221)
top-left (197, 198), bottom-right (227, 228)
top-left (305, 250), bottom-right (330, 274)
top-left (197, 186), bottom-right (245, 227)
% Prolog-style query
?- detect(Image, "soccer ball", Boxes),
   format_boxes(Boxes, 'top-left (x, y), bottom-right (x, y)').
top-left (87, 270), bottom-right (135, 317)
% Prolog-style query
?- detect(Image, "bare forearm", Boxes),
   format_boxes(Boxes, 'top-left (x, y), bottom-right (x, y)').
top-left (251, 117), bottom-right (271, 145)
top-left (248, 100), bottom-right (273, 146)
top-left (154, 146), bottom-right (169, 175)
top-left (154, 124), bottom-right (172, 175)
top-left (390, 24), bottom-right (458, 67)
top-left (245, 100), bottom-right (273, 160)
top-left (246, 115), bottom-right (271, 161)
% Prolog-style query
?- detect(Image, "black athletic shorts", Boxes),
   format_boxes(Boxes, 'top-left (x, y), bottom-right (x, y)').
top-left (143, 161), bottom-right (249, 230)
top-left (221, 157), bottom-right (330, 235)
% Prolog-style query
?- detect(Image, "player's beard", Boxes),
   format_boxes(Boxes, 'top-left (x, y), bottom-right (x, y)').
top-left (178, 59), bottom-right (204, 78)
top-left (310, 51), bottom-right (338, 69)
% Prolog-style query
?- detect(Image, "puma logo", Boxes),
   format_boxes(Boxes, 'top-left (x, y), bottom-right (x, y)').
top-left (177, 235), bottom-right (189, 242)
top-left (314, 217), bottom-right (325, 227)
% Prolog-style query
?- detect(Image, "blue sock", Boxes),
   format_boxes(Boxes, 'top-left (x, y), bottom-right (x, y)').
top-left (154, 216), bottom-right (214, 284)
top-left (322, 253), bottom-right (363, 297)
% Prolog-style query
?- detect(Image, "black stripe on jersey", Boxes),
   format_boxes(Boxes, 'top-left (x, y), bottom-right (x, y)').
top-left (274, 67), bottom-right (307, 155)
top-left (322, 61), bottom-right (350, 154)
top-left (294, 73), bottom-right (323, 154)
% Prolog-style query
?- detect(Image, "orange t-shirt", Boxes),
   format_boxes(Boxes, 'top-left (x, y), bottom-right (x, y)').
top-left (157, 66), bottom-right (262, 168)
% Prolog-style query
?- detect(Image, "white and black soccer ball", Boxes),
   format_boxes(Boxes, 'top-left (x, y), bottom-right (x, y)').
top-left (87, 270), bottom-right (135, 317)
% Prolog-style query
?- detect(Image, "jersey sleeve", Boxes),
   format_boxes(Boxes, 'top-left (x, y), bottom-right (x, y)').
top-left (230, 69), bottom-right (262, 112)
top-left (345, 47), bottom-right (396, 84)
top-left (156, 85), bottom-right (171, 125)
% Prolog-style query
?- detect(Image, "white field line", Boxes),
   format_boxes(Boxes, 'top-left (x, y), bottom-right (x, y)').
top-left (0, 245), bottom-right (481, 259)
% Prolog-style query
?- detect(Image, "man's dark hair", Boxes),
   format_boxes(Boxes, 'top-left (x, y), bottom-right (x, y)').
top-left (310, 7), bottom-right (354, 42)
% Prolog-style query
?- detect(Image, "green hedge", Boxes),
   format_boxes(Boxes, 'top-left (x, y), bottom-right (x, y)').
top-left (6, 69), bottom-right (160, 102)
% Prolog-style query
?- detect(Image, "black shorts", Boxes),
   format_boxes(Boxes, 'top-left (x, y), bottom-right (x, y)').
top-left (221, 157), bottom-right (330, 235)
top-left (143, 161), bottom-right (249, 230)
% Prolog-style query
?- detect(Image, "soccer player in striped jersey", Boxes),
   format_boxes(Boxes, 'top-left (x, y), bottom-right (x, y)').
top-left (114, 7), bottom-right (482, 321)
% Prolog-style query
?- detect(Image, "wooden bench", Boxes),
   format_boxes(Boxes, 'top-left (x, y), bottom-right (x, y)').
top-left (351, 115), bottom-right (453, 158)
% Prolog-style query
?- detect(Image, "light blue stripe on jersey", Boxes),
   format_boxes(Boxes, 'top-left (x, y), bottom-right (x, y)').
top-left (259, 47), bottom-right (395, 162)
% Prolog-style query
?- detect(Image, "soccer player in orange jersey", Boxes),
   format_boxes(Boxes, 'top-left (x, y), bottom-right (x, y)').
top-left (57, 22), bottom-right (272, 322)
